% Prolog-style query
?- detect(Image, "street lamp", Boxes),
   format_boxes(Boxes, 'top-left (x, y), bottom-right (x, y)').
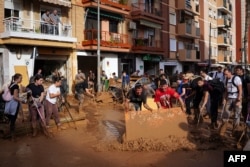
top-left (208, 22), bottom-right (212, 71)
top-left (97, 0), bottom-right (101, 92)
top-left (208, 22), bottom-right (218, 71)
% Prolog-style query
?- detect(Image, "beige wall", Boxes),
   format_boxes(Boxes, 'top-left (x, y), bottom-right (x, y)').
top-left (0, 0), bottom-right (4, 33)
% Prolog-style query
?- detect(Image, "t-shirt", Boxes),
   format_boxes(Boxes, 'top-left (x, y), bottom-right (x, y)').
top-left (154, 87), bottom-right (180, 109)
top-left (26, 83), bottom-right (44, 98)
top-left (10, 84), bottom-right (19, 95)
top-left (127, 88), bottom-right (147, 108)
top-left (226, 75), bottom-right (242, 99)
top-left (46, 84), bottom-right (60, 104)
top-left (41, 13), bottom-right (50, 24)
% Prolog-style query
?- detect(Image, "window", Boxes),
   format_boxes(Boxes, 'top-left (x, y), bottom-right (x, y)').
top-left (169, 13), bottom-right (176, 25)
top-left (170, 39), bottom-right (177, 52)
top-left (109, 20), bottom-right (118, 33)
top-left (208, 8), bottom-right (212, 17)
top-left (212, 47), bottom-right (217, 56)
top-left (213, 11), bottom-right (217, 19)
top-left (4, 8), bottom-right (19, 18)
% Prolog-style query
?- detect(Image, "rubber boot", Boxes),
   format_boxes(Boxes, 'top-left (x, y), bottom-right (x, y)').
top-left (32, 128), bottom-right (37, 137)
top-left (193, 109), bottom-right (203, 125)
top-left (219, 122), bottom-right (228, 136)
top-left (11, 131), bottom-right (16, 142)
top-left (192, 109), bottom-right (199, 124)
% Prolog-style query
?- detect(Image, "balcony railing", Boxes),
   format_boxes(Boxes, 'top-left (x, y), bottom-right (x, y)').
top-left (131, 2), bottom-right (162, 17)
top-left (218, 50), bottom-right (231, 62)
top-left (178, 22), bottom-right (200, 38)
top-left (217, 0), bottom-right (231, 13)
top-left (82, 0), bottom-right (130, 11)
top-left (82, 29), bottom-right (131, 49)
top-left (217, 35), bottom-right (231, 45)
top-left (178, 49), bottom-right (199, 62)
top-left (1, 17), bottom-right (76, 42)
top-left (132, 38), bottom-right (163, 52)
top-left (176, 0), bottom-right (200, 15)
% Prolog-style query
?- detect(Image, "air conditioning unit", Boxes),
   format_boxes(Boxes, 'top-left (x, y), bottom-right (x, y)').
top-left (129, 21), bottom-right (136, 30)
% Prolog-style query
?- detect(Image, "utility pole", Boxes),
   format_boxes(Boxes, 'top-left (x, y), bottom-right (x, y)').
top-left (97, 0), bottom-right (101, 92)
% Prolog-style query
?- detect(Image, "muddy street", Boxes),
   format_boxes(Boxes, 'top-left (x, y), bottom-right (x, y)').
top-left (0, 94), bottom-right (243, 167)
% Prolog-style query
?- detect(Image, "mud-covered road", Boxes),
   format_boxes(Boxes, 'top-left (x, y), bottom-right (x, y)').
top-left (0, 94), bottom-right (244, 167)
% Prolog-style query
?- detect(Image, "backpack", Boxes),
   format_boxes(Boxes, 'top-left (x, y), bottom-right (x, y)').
top-left (2, 83), bottom-right (16, 102)
top-left (225, 75), bottom-right (238, 93)
top-left (208, 78), bottom-right (225, 94)
top-left (177, 82), bottom-right (183, 95)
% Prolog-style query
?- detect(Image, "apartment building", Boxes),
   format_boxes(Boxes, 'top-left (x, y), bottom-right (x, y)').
top-left (0, 0), bottom-right (76, 89)
top-left (200, 0), bottom-right (234, 68)
top-left (74, 0), bottom-right (166, 77)
top-left (165, 0), bottom-right (200, 74)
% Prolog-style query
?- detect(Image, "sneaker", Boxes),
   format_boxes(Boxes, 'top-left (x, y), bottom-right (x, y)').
top-left (32, 129), bottom-right (37, 137)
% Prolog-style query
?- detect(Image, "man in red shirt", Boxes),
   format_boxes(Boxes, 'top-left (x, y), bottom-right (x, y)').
top-left (154, 79), bottom-right (186, 112)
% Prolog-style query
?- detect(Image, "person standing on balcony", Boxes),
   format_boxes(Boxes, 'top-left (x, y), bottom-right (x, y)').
top-left (41, 10), bottom-right (51, 34)
top-left (49, 9), bottom-right (63, 35)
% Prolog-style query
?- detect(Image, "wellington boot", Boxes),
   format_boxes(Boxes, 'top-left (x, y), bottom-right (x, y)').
top-left (32, 128), bottom-right (37, 137)
top-left (219, 122), bottom-right (228, 136)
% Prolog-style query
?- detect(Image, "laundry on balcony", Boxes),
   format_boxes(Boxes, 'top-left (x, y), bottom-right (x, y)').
top-left (87, 8), bottom-right (124, 21)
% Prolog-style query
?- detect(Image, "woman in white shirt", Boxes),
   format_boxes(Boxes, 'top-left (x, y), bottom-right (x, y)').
top-left (45, 76), bottom-right (64, 130)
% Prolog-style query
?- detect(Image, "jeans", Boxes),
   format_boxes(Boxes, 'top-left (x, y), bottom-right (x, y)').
top-left (222, 98), bottom-right (242, 127)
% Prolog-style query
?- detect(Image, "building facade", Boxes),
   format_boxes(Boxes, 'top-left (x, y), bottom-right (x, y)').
top-left (0, 0), bottom-right (248, 93)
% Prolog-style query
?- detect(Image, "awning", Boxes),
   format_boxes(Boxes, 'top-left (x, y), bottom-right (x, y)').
top-left (140, 20), bottom-right (162, 29)
top-left (88, 8), bottom-right (124, 21)
top-left (41, 0), bottom-right (71, 7)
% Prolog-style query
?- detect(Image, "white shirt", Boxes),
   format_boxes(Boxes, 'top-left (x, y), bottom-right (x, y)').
top-left (226, 75), bottom-right (242, 99)
top-left (46, 84), bottom-right (60, 104)
top-left (204, 75), bottom-right (213, 81)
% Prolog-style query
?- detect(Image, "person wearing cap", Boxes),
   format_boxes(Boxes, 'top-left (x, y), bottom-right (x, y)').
top-left (154, 79), bottom-right (185, 112)
top-left (124, 83), bottom-right (153, 112)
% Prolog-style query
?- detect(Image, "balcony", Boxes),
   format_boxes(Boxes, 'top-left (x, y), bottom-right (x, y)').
top-left (131, 3), bottom-right (165, 23)
top-left (178, 49), bottom-right (199, 62)
top-left (217, 17), bottom-right (231, 27)
top-left (177, 22), bottom-right (200, 38)
top-left (82, 29), bottom-right (131, 49)
top-left (217, 50), bottom-right (231, 62)
top-left (217, 35), bottom-right (230, 47)
top-left (217, 0), bottom-right (231, 14)
top-left (131, 38), bottom-right (163, 53)
top-left (0, 17), bottom-right (76, 43)
top-left (82, 0), bottom-right (130, 14)
top-left (176, 0), bottom-right (200, 15)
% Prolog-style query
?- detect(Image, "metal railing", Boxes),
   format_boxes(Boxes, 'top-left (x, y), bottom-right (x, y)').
top-left (2, 17), bottom-right (73, 37)
top-left (132, 38), bottom-right (161, 48)
top-left (84, 29), bottom-right (129, 44)
top-left (131, 3), bottom-right (162, 17)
